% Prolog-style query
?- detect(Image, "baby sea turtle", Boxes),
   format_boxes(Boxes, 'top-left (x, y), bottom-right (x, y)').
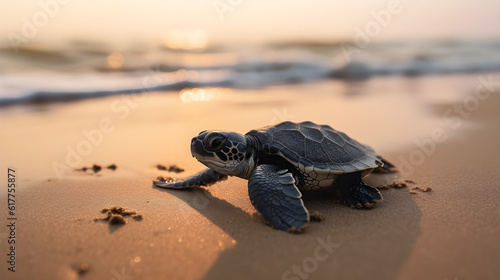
top-left (155, 121), bottom-right (394, 232)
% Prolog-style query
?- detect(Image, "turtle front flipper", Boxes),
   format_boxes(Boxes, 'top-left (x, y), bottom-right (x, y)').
top-left (248, 164), bottom-right (309, 232)
top-left (155, 168), bottom-right (227, 189)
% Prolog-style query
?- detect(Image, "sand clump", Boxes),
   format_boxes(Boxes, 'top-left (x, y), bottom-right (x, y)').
top-left (107, 164), bottom-right (117, 170)
top-left (94, 206), bottom-right (143, 224)
top-left (377, 180), bottom-right (432, 195)
top-left (156, 164), bottom-right (185, 173)
top-left (77, 164), bottom-right (117, 173)
top-left (376, 180), bottom-right (415, 190)
top-left (410, 186), bottom-right (432, 195)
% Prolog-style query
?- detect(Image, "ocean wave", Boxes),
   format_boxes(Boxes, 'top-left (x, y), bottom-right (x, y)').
top-left (1, 40), bottom-right (500, 106)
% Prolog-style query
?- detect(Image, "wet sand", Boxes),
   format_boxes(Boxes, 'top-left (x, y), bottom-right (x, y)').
top-left (0, 74), bottom-right (499, 280)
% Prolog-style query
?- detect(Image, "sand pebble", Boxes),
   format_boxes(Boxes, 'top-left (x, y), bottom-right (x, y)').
top-left (78, 263), bottom-right (89, 275)
top-left (310, 211), bottom-right (326, 222)
top-left (109, 215), bottom-right (126, 224)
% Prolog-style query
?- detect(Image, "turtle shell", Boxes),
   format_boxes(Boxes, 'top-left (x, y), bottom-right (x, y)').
top-left (247, 121), bottom-right (382, 175)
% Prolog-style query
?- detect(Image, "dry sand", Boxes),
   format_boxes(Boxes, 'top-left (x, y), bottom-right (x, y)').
top-left (0, 74), bottom-right (499, 280)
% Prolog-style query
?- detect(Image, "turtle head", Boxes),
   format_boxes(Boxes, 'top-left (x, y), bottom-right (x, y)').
top-left (191, 131), bottom-right (257, 179)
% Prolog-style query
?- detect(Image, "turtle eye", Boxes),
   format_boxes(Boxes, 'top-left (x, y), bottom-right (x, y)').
top-left (205, 134), bottom-right (226, 151)
top-left (209, 138), bottom-right (223, 148)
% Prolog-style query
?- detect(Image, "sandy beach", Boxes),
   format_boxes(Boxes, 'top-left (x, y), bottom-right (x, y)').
top-left (0, 73), bottom-right (499, 280)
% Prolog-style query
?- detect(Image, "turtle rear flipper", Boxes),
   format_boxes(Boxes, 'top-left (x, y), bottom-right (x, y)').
top-left (248, 164), bottom-right (309, 232)
top-left (155, 168), bottom-right (227, 189)
top-left (337, 172), bottom-right (383, 209)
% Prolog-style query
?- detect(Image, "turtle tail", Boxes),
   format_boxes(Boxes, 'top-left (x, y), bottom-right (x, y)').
top-left (372, 156), bottom-right (398, 174)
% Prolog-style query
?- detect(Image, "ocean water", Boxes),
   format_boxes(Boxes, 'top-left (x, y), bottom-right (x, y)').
top-left (1, 40), bottom-right (499, 106)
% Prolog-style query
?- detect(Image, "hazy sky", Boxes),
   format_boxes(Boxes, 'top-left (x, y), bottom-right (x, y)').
top-left (1, 0), bottom-right (499, 48)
